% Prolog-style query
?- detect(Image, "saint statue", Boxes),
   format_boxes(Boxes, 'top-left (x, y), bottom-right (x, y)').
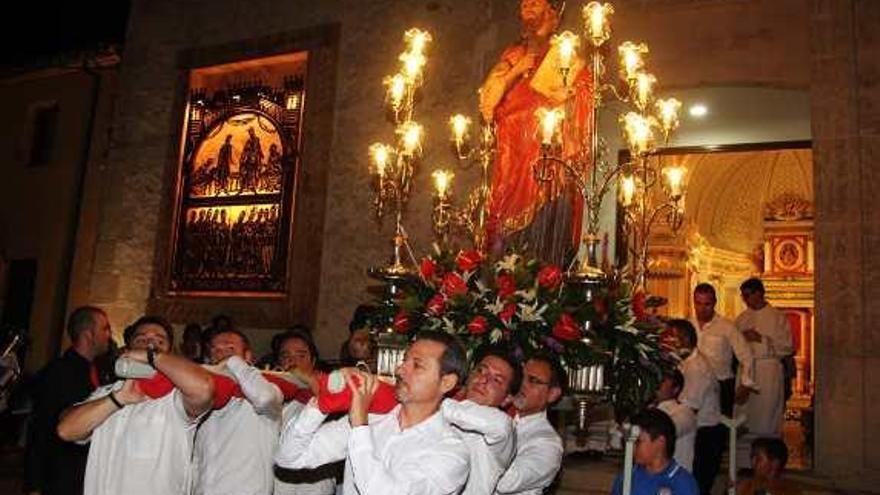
top-left (480, 0), bottom-right (593, 266)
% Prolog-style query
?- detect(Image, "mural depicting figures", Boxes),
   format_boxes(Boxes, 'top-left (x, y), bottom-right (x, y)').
top-left (175, 204), bottom-right (283, 291)
top-left (189, 113), bottom-right (285, 198)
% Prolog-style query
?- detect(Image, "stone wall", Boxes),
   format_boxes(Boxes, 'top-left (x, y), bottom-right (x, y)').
top-left (811, 0), bottom-right (880, 487)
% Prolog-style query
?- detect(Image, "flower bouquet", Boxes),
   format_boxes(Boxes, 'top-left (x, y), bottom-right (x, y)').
top-left (362, 246), bottom-right (675, 419)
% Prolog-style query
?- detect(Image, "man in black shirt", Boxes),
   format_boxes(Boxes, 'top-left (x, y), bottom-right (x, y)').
top-left (24, 306), bottom-right (111, 495)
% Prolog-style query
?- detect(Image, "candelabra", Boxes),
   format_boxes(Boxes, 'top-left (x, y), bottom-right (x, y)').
top-left (527, 2), bottom-right (686, 289)
top-left (430, 119), bottom-right (495, 250)
top-left (367, 29), bottom-right (432, 283)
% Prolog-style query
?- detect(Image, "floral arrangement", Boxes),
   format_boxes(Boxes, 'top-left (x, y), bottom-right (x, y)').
top-left (363, 246), bottom-right (675, 419)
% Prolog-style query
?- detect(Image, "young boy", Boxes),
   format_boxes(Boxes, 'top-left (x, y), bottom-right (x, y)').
top-left (737, 437), bottom-right (802, 495)
top-left (611, 409), bottom-right (699, 495)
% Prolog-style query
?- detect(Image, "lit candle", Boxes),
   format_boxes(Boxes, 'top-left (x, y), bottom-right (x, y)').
top-left (537, 107), bottom-right (564, 146)
top-left (656, 97), bottom-right (682, 134)
top-left (384, 74), bottom-right (407, 110)
top-left (620, 175), bottom-right (636, 207)
top-left (369, 143), bottom-right (391, 177)
top-left (583, 2), bottom-right (614, 48)
top-left (397, 121), bottom-right (423, 156)
top-left (552, 31), bottom-right (580, 72)
top-left (399, 51), bottom-right (427, 83)
top-left (620, 112), bottom-right (655, 156)
top-left (403, 28), bottom-right (432, 56)
top-left (449, 114), bottom-right (471, 147)
top-left (618, 41), bottom-right (648, 81)
top-left (432, 169), bottom-right (454, 198)
top-left (633, 72), bottom-right (657, 110)
top-left (664, 166), bottom-right (685, 198)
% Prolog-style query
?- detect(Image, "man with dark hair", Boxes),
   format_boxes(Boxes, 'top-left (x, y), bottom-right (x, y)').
top-left (25, 306), bottom-right (111, 495)
top-left (737, 437), bottom-right (801, 495)
top-left (275, 330), bottom-right (471, 494)
top-left (691, 283), bottom-right (756, 417)
top-left (611, 409), bottom-right (698, 495)
top-left (192, 328), bottom-right (283, 495)
top-left (340, 306), bottom-right (375, 368)
top-left (496, 351), bottom-right (564, 494)
top-left (735, 278), bottom-right (793, 446)
top-left (444, 344), bottom-right (517, 495)
top-left (666, 319), bottom-right (721, 495)
top-left (654, 368), bottom-right (697, 471)
top-left (57, 315), bottom-right (214, 495)
top-left (272, 328), bottom-right (337, 495)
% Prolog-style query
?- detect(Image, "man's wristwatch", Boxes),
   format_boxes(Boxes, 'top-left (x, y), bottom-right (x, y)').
top-left (147, 348), bottom-right (157, 369)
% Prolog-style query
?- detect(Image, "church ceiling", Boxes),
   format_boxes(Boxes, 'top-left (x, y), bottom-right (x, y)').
top-left (673, 147), bottom-right (812, 253)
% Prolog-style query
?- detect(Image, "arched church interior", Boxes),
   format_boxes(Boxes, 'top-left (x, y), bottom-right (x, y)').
top-left (0, 0), bottom-right (876, 493)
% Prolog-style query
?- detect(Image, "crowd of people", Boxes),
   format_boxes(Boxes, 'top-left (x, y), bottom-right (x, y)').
top-left (20, 276), bottom-right (801, 495)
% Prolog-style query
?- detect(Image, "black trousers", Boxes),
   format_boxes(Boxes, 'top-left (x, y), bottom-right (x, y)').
top-left (719, 378), bottom-right (735, 418)
top-left (693, 424), bottom-right (725, 495)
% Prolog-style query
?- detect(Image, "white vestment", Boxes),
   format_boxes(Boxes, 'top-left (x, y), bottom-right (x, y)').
top-left (734, 304), bottom-right (793, 437)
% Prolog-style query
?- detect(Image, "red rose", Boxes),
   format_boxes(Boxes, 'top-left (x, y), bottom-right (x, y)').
top-left (392, 312), bottom-right (410, 334)
top-left (632, 290), bottom-right (647, 321)
top-left (426, 294), bottom-right (446, 316)
top-left (537, 265), bottom-right (563, 290)
top-left (455, 249), bottom-right (483, 273)
top-left (420, 258), bottom-right (436, 279)
top-left (441, 273), bottom-right (468, 297)
top-left (499, 303), bottom-right (517, 324)
top-left (496, 273), bottom-right (517, 299)
top-left (467, 316), bottom-right (488, 335)
top-left (552, 313), bottom-right (580, 341)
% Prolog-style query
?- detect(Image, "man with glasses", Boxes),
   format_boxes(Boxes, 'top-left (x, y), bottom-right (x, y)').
top-left (496, 351), bottom-right (564, 495)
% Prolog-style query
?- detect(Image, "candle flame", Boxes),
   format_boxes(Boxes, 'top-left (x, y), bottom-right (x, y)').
top-left (449, 114), bottom-right (471, 143)
top-left (618, 41), bottom-right (649, 81)
top-left (397, 121), bottom-right (423, 156)
top-left (583, 2), bottom-right (614, 47)
top-left (537, 107), bottom-right (565, 146)
top-left (369, 143), bottom-right (392, 177)
top-left (432, 169), bottom-right (454, 197)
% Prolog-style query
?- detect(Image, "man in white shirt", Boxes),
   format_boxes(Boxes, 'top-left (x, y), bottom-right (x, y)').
top-left (444, 345), bottom-right (517, 495)
top-left (274, 330), bottom-right (471, 495)
top-left (193, 329), bottom-right (282, 495)
top-left (734, 278), bottom-right (794, 461)
top-left (666, 319), bottom-right (721, 495)
top-left (496, 351), bottom-right (564, 495)
top-left (654, 369), bottom-right (697, 472)
top-left (272, 329), bottom-right (337, 495)
top-left (57, 316), bottom-right (215, 495)
top-left (691, 283), bottom-right (757, 417)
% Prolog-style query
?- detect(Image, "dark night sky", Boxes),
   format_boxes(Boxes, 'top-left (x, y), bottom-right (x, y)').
top-left (2, 1), bottom-right (131, 68)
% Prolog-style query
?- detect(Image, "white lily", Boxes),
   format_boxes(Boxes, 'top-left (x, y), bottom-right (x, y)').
top-left (495, 253), bottom-right (521, 273)
top-left (486, 297), bottom-right (507, 315)
top-left (515, 287), bottom-right (537, 302)
top-left (490, 328), bottom-right (503, 343)
top-left (475, 279), bottom-right (491, 296)
top-left (519, 300), bottom-right (548, 322)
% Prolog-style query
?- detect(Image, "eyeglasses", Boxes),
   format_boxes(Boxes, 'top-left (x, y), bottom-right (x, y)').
top-left (525, 375), bottom-right (552, 387)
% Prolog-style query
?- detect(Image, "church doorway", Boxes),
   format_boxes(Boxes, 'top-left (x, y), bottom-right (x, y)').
top-left (643, 142), bottom-right (814, 469)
